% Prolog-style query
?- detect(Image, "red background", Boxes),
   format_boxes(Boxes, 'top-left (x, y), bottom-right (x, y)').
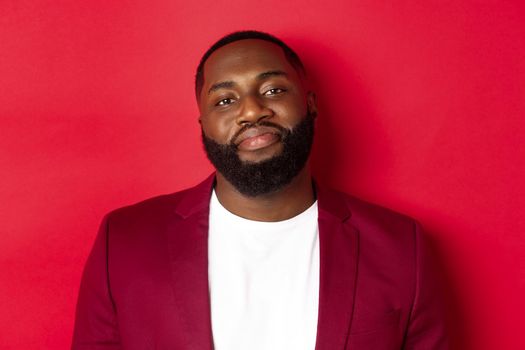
top-left (1, 1), bottom-right (524, 349)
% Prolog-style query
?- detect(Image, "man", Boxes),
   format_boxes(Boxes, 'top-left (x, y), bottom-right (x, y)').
top-left (72, 31), bottom-right (448, 349)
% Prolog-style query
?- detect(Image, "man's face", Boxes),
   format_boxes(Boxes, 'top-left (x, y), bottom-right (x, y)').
top-left (198, 39), bottom-right (316, 196)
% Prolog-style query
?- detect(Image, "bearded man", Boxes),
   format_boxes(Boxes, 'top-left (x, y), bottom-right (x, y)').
top-left (72, 30), bottom-right (448, 350)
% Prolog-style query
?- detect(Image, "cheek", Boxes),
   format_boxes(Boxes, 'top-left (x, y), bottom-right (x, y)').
top-left (200, 117), bottom-right (236, 143)
top-left (272, 100), bottom-right (308, 125)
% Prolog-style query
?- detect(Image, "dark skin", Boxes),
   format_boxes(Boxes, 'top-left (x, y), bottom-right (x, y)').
top-left (198, 39), bottom-right (318, 222)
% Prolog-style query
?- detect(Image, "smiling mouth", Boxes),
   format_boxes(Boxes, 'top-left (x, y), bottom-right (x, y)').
top-left (237, 132), bottom-right (281, 151)
top-left (233, 125), bottom-right (284, 152)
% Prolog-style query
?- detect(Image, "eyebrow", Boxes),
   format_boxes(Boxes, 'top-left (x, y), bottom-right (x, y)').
top-left (207, 70), bottom-right (288, 95)
top-left (208, 81), bottom-right (235, 95)
top-left (257, 70), bottom-right (287, 80)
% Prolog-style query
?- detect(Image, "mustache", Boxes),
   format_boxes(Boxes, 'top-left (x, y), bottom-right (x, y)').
top-left (230, 121), bottom-right (289, 147)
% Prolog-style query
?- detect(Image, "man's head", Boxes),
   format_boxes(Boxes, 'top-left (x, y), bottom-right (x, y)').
top-left (197, 31), bottom-right (317, 197)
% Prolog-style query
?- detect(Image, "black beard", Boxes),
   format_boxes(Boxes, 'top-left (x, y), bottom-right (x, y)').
top-left (201, 113), bottom-right (315, 197)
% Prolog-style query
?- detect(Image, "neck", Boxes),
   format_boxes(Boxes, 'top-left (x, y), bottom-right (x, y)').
top-left (214, 167), bottom-right (315, 222)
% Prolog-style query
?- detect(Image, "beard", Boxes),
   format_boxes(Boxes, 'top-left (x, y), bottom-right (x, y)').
top-left (201, 112), bottom-right (315, 197)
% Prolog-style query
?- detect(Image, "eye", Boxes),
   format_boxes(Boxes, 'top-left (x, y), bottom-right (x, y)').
top-left (215, 98), bottom-right (235, 106)
top-left (264, 88), bottom-right (286, 96)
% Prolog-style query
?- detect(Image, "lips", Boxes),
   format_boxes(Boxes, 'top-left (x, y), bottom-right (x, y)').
top-left (234, 126), bottom-right (282, 151)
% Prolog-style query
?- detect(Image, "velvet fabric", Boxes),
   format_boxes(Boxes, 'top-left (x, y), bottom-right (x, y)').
top-left (72, 174), bottom-right (447, 349)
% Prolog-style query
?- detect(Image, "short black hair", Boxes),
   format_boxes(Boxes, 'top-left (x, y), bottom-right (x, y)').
top-left (195, 30), bottom-right (306, 99)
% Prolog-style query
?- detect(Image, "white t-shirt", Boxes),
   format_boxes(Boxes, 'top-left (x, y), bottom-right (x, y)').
top-left (208, 190), bottom-right (320, 350)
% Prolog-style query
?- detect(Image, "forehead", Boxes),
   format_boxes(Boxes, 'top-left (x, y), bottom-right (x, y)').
top-left (202, 39), bottom-right (301, 88)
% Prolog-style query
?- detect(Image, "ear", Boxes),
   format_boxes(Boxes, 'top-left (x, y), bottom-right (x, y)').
top-left (307, 91), bottom-right (318, 119)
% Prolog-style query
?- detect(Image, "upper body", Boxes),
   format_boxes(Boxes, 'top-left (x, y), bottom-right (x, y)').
top-left (72, 31), bottom-right (448, 349)
top-left (72, 174), bottom-right (447, 349)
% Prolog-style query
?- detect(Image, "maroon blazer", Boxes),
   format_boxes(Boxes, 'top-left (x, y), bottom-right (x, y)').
top-left (72, 174), bottom-right (448, 349)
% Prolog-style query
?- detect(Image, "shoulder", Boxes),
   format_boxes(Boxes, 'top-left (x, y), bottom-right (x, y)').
top-left (320, 186), bottom-right (418, 233)
top-left (106, 188), bottom-right (182, 222)
top-left (104, 175), bottom-right (214, 228)
top-left (318, 186), bottom-right (422, 263)
top-left (347, 193), bottom-right (416, 232)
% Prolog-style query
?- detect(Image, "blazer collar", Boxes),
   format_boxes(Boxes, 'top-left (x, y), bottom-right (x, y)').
top-left (315, 184), bottom-right (358, 350)
top-left (174, 173), bottom-right (216, 219)
top-left (170, 173), bottom-right (358, 350)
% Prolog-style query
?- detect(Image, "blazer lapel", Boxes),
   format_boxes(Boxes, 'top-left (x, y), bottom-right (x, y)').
top-left (168, 175), bottom-right (215, 350)
top-left (315, 186), bottom-right (360, 350)
top-left (165, 175), bottom-right (359, 350)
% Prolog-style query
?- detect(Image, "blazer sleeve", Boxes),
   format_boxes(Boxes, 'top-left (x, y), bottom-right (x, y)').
top-left (71, 214), bottom-right (122, 349)
top-left (403, 222), bottom-right (449, 349)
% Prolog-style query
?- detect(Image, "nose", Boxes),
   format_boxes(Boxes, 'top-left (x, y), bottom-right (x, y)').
top-left (236, 94), bottom-right (273, 125)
